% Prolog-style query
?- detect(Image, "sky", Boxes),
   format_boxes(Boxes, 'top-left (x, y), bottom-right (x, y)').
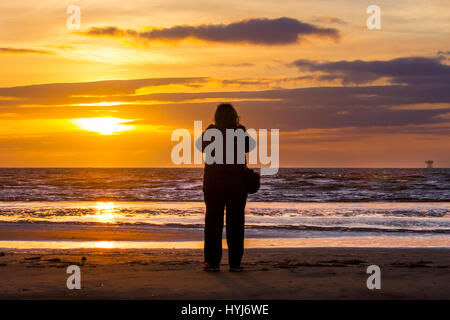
top-left (0, 0), bottom-right (449, 167)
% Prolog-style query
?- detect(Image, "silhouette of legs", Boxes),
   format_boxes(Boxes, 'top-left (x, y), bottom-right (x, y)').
top-left (203, 172), bottom-right (247, 269)
top-left (226, 187), bottom-right (247, 268)
top-left (204, 186), bottom-right (225, 267)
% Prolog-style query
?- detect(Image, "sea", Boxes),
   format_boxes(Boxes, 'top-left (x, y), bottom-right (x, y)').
top-left (0, 168), bottom-right (449, 249)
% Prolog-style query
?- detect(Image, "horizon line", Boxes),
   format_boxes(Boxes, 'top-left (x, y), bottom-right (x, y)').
top-left (0, 167), bottom-right (447, 169)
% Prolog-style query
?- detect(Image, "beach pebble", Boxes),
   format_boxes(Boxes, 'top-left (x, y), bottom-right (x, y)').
top-left (81, 256), bottom-right (87, 262)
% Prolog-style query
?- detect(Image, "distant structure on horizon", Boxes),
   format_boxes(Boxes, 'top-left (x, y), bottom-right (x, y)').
top-left (425, 160), bottom-right (434, 168)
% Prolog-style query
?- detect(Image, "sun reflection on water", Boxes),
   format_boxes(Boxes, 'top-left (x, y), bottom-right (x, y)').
top-left (94, 241), bottom-right (116, 248)
top-left (93, 202), bottom-right (117, 223)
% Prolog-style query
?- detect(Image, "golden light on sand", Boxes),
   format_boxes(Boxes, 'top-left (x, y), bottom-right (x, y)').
top-left (71, 117), bottom-right (135, 135)
top-left (93, 202), bottom-right (117, 223)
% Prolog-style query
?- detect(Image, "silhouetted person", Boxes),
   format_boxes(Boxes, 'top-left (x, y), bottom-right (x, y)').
top-left (197, 103), bottom-right (255, 272)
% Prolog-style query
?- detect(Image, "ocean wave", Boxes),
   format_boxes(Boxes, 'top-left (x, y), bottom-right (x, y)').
top-left (1, 220), bottom-right (449, 235)
top-left (0, 168), bottom-right (448, 202)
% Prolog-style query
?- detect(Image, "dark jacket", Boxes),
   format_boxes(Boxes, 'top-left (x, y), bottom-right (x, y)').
top-left (196, 124), bottom-right (256, 177)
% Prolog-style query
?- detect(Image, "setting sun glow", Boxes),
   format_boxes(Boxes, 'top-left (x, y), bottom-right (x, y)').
top-left (93, 202), bottom-right (117, 223)
top-left (71, 117), bottom-right (135, 135)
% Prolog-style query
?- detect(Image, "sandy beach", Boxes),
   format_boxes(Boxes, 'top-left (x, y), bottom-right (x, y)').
top-left (0, 247), bottom-right (449, 300)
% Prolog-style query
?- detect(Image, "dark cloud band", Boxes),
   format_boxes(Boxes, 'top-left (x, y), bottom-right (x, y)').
top-left (0, 47), bottom-right (52, 55)
top-left (1, 75), bottom-right (449, 131)
top-left (292, 56), bottom-right (450, 85)
top-left (83, 17), bottom-right (340, 45)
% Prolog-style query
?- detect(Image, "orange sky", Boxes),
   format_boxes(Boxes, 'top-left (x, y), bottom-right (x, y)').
top-left (0, 0), bottom-right (449, 167)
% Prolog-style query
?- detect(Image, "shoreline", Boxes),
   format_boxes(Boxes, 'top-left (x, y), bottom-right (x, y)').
top-left (1, 221), bottom-right (449, 249)
top-left (1, 236), bottom-right (450, 250)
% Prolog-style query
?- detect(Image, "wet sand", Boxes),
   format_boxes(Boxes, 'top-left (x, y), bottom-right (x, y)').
top-left (0, 223), bottom-right (203, 241)
top-left (1, 222), bottom-right (449, 249)
top-left (0, 248), bottom-right (449, 299)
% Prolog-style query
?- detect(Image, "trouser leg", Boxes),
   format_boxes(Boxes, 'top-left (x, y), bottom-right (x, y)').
top-left (204, 189), bottom-right (225, 267)
top-left (225, 191), bottom-right (247, 268)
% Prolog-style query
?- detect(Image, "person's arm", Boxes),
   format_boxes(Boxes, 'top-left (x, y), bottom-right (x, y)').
top-left (195, 124), bottom-right (215, 153)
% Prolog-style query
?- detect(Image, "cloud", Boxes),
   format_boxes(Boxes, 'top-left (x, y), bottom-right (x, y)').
top-left (83, 17), bottom-right (341, 45)
top-left (0, 77), bottom-right (208, 104)
top-left (83, 26), bottom-right (138, 38)
top-left (291, 56), bottom-right (450, 85)
top-left (1, 77), bottom-right (450, 132)
top-left (438, 51), bottom-right (450, 61)
top-left (281, 123), bottom-right (450, 145)
top-left (211, 62), bottom-right (255, 67)
top-left (311, 16), bottom-right (348, 25)
top-left (219, 75), bottom-right (315, 87)
top-left (0, 47), bottom-right (52, 55)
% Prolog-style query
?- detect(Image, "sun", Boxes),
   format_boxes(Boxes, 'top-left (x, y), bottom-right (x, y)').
top-left (71, 117), bottom-right (135, 135)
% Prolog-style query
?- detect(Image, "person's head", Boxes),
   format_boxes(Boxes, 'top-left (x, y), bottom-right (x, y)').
top-left (214, 103), bottom-right (239, 128)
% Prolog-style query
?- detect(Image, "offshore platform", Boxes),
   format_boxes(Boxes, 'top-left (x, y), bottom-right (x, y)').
top-left (425, 160), bottom-right (434, 168)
